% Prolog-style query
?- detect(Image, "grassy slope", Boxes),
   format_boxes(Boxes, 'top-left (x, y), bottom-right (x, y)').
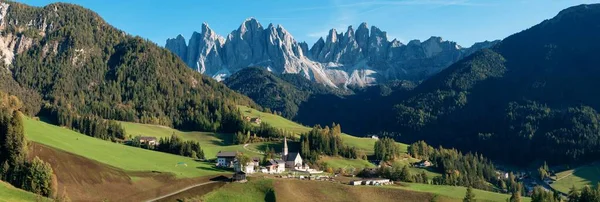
top-left (391, 158), bottom-right (443, 178)
top-left (393, 183), bottom-right (531, 202)
top-left (552, 163), bottom-right (600, 193)
top-left (202, 179), bottom-right (274, 202)
top-left (320, 156), bottom-right (374, 170)
top-left (24, 117), bottom-right (224, 178)
top-left (0, 181), bottom-right (49, 202)
top-left (238, 105), bottom-right (407, 155)
top-left (119, 121), bottom-right (265, 158)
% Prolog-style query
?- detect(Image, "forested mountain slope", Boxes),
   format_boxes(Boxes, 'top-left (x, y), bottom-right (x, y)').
top-left (295, 4), bottom-right (600, 166)
top-left (0, 1), bottom-right (256, 132)
top-left (389, 4), bottom-right (600, 165)
top-left (224, 67), bottom-right (341, 119)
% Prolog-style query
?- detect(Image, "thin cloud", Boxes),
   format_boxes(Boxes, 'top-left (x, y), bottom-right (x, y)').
top-left (288, 0), bottom-right (484, 12)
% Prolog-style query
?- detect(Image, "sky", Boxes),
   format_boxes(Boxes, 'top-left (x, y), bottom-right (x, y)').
top-left (18, 0), bottom-right (600, 47)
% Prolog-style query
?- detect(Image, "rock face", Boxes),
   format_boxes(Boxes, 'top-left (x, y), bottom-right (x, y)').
top-left (166, 19), bottom-right (498, 87)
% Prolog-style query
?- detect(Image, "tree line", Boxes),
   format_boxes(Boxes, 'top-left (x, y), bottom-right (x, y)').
top-left (0, 92), bottom-right (62, 199)
top-left (299, 123), bottom-right (364, 163)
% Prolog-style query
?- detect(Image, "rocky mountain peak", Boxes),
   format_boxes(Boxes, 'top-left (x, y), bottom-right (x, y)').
top-left (238, 17), bottom-right (262, 36)
top-left (167, 18), bottom-right (498, 87)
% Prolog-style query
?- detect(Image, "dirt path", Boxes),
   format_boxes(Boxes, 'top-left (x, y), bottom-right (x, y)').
top-left (243, 143), bottom-right (264, 154)
top-left (144, 181), bottom-right (220, 202)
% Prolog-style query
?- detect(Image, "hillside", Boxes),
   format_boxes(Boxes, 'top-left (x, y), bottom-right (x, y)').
top-left (224, 67), bottom-right (340, 119)
top-left (298, 3), bottom-right (600, 166)
top-left (551, 163), bottom-right (600, 193)
top-left (200, 178), bottom-right (453, 202)
top-left (119, 121), bottom-right (267, 158)
top-left (24, 117), bottom-right (223, 178)
top-left (238, 105), bottom-right (407, 155)
top-left (0, 181), bottom-right (50, 202)
top-left (393, 183), bottom-right (531, 202)
top-left (0, 1), bottom-right (256, 133)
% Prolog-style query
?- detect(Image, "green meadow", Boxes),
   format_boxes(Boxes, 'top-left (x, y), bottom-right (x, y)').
top-left (0, 181), bottom-right (50, 202)
top-left (23, 117), bottom-right (224, 178)
top-left (392, 183), bottom-right (530, 202)
top-left (552, 163), bottom-right (600, 193)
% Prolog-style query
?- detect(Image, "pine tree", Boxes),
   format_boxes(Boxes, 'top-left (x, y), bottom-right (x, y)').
top-left (509, 185), bottom-right (522, 202)
top-left (463, 186), bottom-right (475, 202)
top-left (3, 111), bottom-right (27, 165)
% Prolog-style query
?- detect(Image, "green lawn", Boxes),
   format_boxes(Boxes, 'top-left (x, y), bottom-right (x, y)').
top-left (392, 183), bottom-right (530, 202)
top-left (202, 179), bottom-right (275, 202)
top-left (391, 158), bottom-right (443, 179)
top-left (238, 105), bottom-right (408, 155)
top-left (552, 163), bottom-right (600, 193)
top-left (0, 181), bottom-right (50, 202)
top-left (24, 117), bottom-right (225, 178)
top-left (320, 156), bottom-right (374, 170)
top-left (119, 121), bottom-right (266, 158)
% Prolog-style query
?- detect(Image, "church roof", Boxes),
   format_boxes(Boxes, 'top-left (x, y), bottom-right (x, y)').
top-left (286, 152), bottom-right (300, 161)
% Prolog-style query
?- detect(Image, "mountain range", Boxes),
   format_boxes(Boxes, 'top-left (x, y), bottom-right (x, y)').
top-left (166, 19), bottom-right (498, 87)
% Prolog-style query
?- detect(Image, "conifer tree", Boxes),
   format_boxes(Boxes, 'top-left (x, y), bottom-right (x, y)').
top-left (463, 186), bottom-right (475, 202)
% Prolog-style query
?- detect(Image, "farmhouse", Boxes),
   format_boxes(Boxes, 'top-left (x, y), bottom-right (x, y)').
top-left (216, 151), bottom-right (237, 167)
top-left (250, 117), bottom-right (261, 124)
top-left (234, 159), bottom-right (256, 174)
top-left (264, 159), bottom-right (286, 174)
top-left (281, 137), bottom-right (303, 168)
top-left (415, 160), bottom-right (433, 168)
top-left (139, 136), bottom-right (158, 146)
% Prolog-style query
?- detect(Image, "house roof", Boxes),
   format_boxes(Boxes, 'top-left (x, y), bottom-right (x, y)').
top-left (139, 136), bottom-right (157, 141)
top-left (216, 151), bottom-right (237, 158)
top-left (266, 159), bottom-right (285, 166)
top-left (286, 152), bottom-right (300, 161)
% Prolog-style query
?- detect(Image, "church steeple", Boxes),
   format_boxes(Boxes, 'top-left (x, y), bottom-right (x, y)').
top-left (282, 136), bottom-right (288, 160)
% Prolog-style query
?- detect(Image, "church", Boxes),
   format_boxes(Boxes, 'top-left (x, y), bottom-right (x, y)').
top-left (281, 137), bottom-right (303, 168)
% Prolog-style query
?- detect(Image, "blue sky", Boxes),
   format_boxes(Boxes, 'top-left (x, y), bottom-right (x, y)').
top-left (19, 0), bottom-right (600, 47)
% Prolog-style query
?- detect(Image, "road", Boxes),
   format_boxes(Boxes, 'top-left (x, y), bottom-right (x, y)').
top-left (144, 181), bottom-right (220, 202)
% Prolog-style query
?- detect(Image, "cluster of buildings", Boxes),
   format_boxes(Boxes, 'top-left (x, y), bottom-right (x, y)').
top-left (349, 179), bottom-right (393, 186)
top-left (243, 116), bottom-right (262, 124)
top-left (216, 137), bottom-right (311, 176)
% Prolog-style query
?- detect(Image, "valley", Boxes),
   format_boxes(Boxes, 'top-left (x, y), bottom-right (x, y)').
top-left (0, 0), bottom-right (599, 202)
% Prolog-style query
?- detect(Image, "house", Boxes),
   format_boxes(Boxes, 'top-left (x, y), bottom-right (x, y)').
top-left (281, 137), bottom-right (303, 168)
top-left (265, 159), bottom-right (286, 174)
top-left (250, 117), bottom-right (261, 124)
top-left (244, 116), bottom-right (251, 122)
top-left (233, 171), bottom-right (246, 182)
top-left (234, 159), bottom-right (256, 174)
top-left (216, 151), bottom-right (237, 167)
top-left (370, 135), bottom-right (379, 140)
top-left (415, 160), bottom-right (432, 168)
top-left (349, 181), bottom-right (362, 186)
top-left (139, 136), bottom-right (158, 146)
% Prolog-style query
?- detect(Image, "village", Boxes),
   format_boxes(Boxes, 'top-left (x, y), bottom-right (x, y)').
top-left (214, 136), bottom-right (396, 187)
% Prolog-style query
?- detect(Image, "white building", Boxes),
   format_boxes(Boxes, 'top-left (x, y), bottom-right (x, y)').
top-left (216, 151), bottom-right (237, 167)
top-left (282, 137), bottom-right (303, 168)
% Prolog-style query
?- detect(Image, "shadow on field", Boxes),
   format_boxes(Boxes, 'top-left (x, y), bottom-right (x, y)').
top-left (196, 166), bottom-right (223, 172)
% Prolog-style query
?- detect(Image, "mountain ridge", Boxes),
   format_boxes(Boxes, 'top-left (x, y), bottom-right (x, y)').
top-left (166, 19), bottom-right (498, 87)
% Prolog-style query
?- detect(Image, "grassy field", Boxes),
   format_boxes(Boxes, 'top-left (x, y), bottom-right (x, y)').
top-left (24, 117), bottom-right (224, 178)
top-left (239, 105), bottom-right (408, 155)
top-left (273, 179), bottom-right (452, 202)
top-left (119, 121), bottom-right (266, 158)
top-left (392, 183), bottom-right (530, 202)
top-left (202, 179), bottom-right (275, 202)
top-left (552, 163), bottom-right (600, 193)
top-left (391, 158), bottom-right (443, 178)
top-left (320, 156), bottom-right (375, 170)
top-left (0, 181), bottom-right (49, 202)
